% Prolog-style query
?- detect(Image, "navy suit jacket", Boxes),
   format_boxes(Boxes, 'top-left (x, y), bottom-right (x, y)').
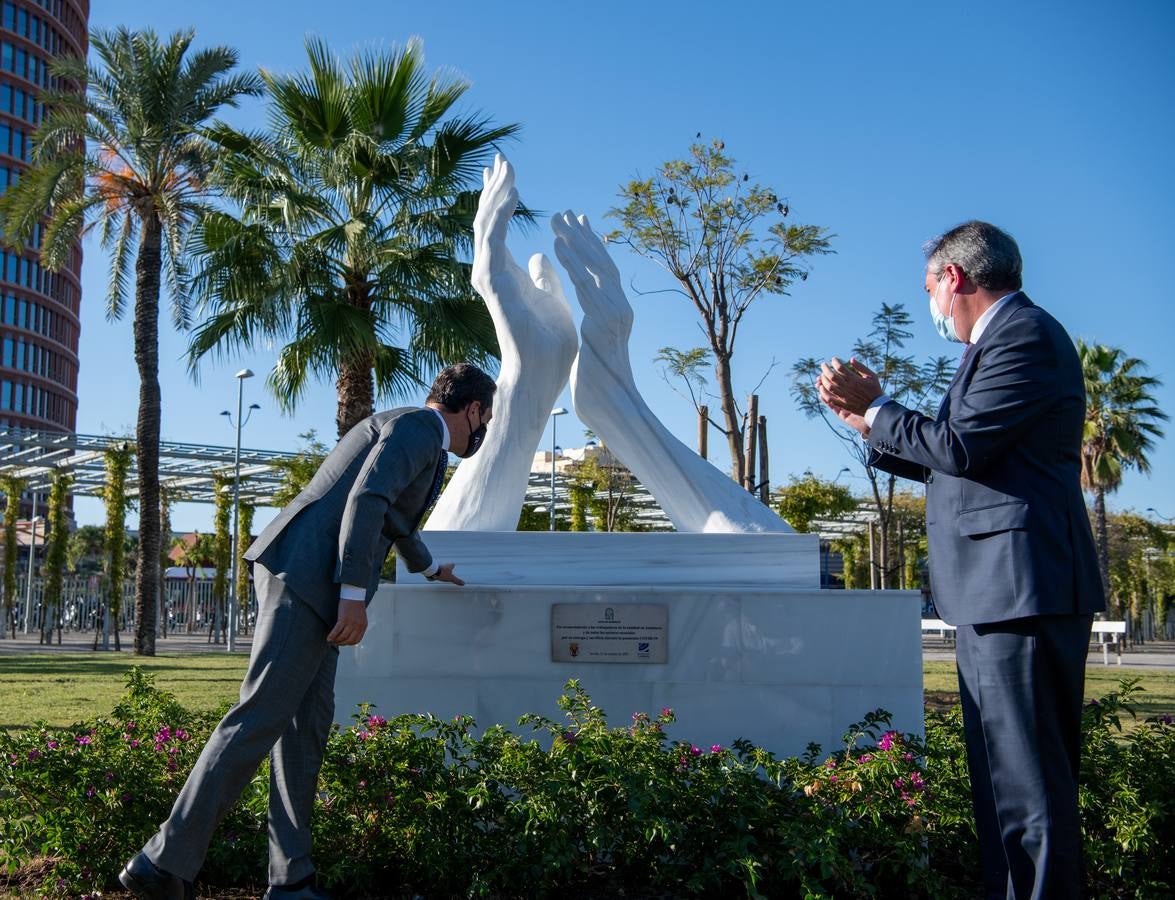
top-left (866, 292), bottom-right (1105, 626)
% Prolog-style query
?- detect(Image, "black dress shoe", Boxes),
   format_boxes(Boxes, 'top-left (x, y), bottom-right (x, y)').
top-left (264, 877), bottom-right (332, 899)
top-left (118, 851), bottom-right (194, 900)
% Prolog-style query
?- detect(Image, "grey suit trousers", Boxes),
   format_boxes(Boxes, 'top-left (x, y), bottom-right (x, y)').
top-left (143, 564), bottom-right (339, 885)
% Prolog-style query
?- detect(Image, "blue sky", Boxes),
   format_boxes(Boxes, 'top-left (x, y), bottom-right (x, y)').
top-left (72, 0), bottom-right (1175, 531)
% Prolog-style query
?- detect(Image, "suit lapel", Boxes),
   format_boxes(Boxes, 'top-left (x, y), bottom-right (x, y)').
top-left (935, 293), bottom-right (1032, 421)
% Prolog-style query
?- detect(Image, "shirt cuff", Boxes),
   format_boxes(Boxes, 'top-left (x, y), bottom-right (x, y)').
top-left (339, 583), bottom-right (366, 602)
top-left (421, 562), bottom-right (439, 579)
top-left (863, 395), bottom-right (892, 429)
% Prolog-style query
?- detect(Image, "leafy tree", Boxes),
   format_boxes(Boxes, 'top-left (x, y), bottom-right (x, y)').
top-left (608, 139), bottom-right (833, 484)
top-left (1103, 511), bottom-right (1171, 640)
top-left (40, 472), bottom-right (72, 645)
top-left (187, 36), bottom-right (524, 438)
top-left (569, 452), bottom-right (638, 532)
top-left (792, 303), bottom-right (952, 588)
top-left (172, 532), bottom-right (215, 633)
top-left (0, 28), bottom-right (262, 656)
top-left (0, 474), bottom-right (24, 637)
top-left (1077, 341), bottom-right (1168, 599)
top-left (271, 430), bottom-right (329, 508)
top-left (211, 475), bottom-right (232, 641)
top-left (773, 471), bottom-right (855, 534)
top-left (67, 525), bottom-right (106, 576)
top-left (235, 500), bottom-right (255, 633)
top-left (100, 444), bottom-right (134, 651)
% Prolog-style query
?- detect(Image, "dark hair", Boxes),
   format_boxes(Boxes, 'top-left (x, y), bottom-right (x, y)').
top-left (924, 220), bottom-right (1023, 292)
top-left (426, 363), bottom-right (497, 412)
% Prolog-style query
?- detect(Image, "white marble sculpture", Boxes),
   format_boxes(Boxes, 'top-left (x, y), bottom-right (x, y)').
top-left (551, 212), bottom-right (792, 533)
top-left (425, 156), bottom-right (578, 531)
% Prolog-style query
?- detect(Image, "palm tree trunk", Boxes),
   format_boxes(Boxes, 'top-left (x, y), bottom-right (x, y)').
top-left (133, 214), bottom-right (162, 656)
top-left (1094, 487), bottom-right (1112, 609)
top-left (336, 354), bottom-right (375, 439)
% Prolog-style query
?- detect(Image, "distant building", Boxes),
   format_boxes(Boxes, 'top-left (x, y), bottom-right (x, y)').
top-left (0, 0), bottom-right (89, 434)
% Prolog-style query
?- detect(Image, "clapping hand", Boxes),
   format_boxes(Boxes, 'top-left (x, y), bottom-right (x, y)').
top-left (817, 357), bottom-right (883, 436)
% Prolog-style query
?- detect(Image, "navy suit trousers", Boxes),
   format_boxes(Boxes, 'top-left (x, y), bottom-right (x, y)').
top-left (955, 614), bottom-right (1092, 900)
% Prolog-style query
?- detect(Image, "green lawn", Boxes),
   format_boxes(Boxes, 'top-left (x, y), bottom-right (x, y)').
top-left (0, 653), bottom-right (249, 731)
top-left (923, 660), bottom-right (1175, 721)
top-left (1, 654), bottom-right (1172, 731)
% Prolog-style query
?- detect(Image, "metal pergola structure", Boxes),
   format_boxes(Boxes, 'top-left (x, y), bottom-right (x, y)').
top-left (0, 427), bottom-right (300, 506)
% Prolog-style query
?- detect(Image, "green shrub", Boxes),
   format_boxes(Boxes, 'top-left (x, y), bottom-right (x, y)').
top-left (1, 670), bottom-right (1172, 898)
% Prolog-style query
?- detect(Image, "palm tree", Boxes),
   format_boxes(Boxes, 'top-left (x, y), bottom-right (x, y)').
top-left (186, 37), bottom-right (523, 438)
top-left (0, 28), bottom-right (262, 655)
top-left (1077, 340), bottom-right (1168, 602)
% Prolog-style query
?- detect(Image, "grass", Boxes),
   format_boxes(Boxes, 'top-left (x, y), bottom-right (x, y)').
top-left (0, 653), bottom-right (249, 731)
top-left (1, 654), bottom-right (1172, 731)
top-left (923, 660), bottom-right (1175, 721)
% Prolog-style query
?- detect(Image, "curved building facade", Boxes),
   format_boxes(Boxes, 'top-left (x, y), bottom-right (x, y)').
top-left (0, 0), bottom-right (87, 434)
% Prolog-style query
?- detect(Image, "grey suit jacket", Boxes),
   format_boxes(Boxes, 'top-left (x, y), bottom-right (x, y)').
top-left (866, 293), bottom-right (1105, 626)
top-left (244, 407), bottom-right (444, 623)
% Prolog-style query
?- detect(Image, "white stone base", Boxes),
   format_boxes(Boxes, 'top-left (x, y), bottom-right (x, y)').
top-left (335, 534), bottom-right (922, 758)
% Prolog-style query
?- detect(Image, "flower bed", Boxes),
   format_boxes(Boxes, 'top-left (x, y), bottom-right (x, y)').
top-left (1, 670), bottom-right (1172, 898)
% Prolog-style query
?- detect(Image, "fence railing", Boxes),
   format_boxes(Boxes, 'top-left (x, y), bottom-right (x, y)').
top-left (0, 571), bottom-right (258, 642)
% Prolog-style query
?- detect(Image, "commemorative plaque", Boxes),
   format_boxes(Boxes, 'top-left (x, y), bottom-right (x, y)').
top-left (550, 603), bottom-right (668, 663)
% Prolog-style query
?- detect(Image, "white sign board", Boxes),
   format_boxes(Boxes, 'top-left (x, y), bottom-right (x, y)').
top-left (550, 603), bottom-right (668, 663)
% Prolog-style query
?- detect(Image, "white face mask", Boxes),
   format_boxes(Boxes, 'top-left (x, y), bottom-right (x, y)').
top-left (928, 275), bottom-right (964, 343)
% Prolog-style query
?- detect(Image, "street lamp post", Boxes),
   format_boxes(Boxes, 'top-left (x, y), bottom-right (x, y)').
top-left (550, 408), bottom-right (568, 531)
top-left (222, 369), bottom-right (258, 653)
top-left (1147, 507), bottom-right (1174, 524)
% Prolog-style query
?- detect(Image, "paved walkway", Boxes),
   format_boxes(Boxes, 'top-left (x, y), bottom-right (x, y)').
top-left (923, 638), bottom-right (1175, 668)
top-left (2, 630), bottom-right (1173, 668)
top-left (0, 628), bottom-right (254, 656)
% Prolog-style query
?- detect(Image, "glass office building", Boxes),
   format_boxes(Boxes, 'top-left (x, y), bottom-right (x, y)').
top-left (0, 0), bottom-right (87, 434)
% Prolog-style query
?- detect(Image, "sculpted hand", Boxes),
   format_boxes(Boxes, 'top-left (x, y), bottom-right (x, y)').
top-left (327, 599), bottom-right (367, 646)
top-left (430, 562), bottom-right (466, 586)
top-left (819, 357), bottom-right (883, 417)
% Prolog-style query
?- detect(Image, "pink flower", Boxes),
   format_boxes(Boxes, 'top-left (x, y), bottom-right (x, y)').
top-left (125, 721), bottom-right (136, 731)
top-left (903, 752), bottom-right (915, 761)
top-left (367, 715), bottom-right (387, 728)
top-left (75, 735), bottom-right (92, 746)
top-left (660, 707), bottom-right (673, 718)
top-left (858, 753), bottom-right (874, 763)
top-left (829, 774), bottom-right (838, 783)
top-left (690, 745), bottom-right (702, 756)
top-left (46, 740), bottom-right (58, 750)
top-left (878, 732), bottom-right (896, 751)
top-left (357, 730), bottom-right (372, 741)
top-left (824, 759), bottom-right (836, 769)
top-left (26, 750), bottom-right (41, 761)
top-left (893, 777), bottom-right (905, 788)
top-left (130, 739), bottom-right (140, 749)
top-left (710, 744), bottom-right (722, 754)
top-left (176, 729), bottom-right (189, 742)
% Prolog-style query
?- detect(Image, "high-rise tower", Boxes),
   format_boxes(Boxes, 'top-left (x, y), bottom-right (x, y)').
top-left (0, 0), bottom-right (88, 434)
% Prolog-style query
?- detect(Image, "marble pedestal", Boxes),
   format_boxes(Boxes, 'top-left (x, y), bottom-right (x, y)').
top-left (334, 533), bottom-right (923, 758)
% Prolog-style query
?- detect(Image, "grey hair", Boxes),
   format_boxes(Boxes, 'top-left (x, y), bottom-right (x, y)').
top-left (923, 221), bottom-right (1023, 292)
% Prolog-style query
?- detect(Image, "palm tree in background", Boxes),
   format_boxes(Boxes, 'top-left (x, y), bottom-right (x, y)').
top-left (187, 37), bottom-right (525, 438)
top-left (0, 28), bottom-right (262, 655)
top-left (1077, 339), bottom-right (1168, 603)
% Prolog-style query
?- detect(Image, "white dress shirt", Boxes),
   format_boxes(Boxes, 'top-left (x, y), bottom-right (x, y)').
top-left (863, 293), bottom-right (1016, 429)
top-left (340, 407), bottom-right (450, 601)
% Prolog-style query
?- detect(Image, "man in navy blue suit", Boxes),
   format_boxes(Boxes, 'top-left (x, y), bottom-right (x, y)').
top-left (819, 221), bottom-right (1104, 899)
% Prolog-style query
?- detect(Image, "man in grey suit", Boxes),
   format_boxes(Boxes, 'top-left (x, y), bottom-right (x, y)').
top-left (818, 222), bottom-right (1104, 899)
top-left (120, 363), bottom-right (497, 900)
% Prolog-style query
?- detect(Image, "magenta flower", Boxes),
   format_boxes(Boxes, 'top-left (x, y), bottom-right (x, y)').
top-left (903, 752), bottom-right (915, 761)
top-left (130, 739), bottom-right (140, 749)
top-left (367, 715), bottom-right (387, 728)
top-left (660, 707), bottom-right (673, 718)
top-left (562, 731), bottom-right (577, 744)
top-left (176, 729), bottom-right (189, 742)
top-left (105, 771), bottom-right (114, 782)
top-left (690, 744), bottom-right (702, 756)
top-left (126, 721), bottom-right (136, 731)
top-left (830, 774), bottom-right (838, 783)
top-left (84, 786), bottom-right (95, 798)
top-left (26, 750), bottom-right (41, 761)
top-left (357, 730), bottom-right (372, 741)
top-left (824, 759), bottom-right (836, 769)
top-left (858, 753), bottom-right (874, 763)
top-left (75, 735), bottom-right (92, 746)
top-left (46, 740), bottom-right (58, 750)
top-left (710, 744), bottom-right (722, 754)
top-left (878, 732), bottom-right (896, 751)
top-left (893, 777), bottom-right (905, 788)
